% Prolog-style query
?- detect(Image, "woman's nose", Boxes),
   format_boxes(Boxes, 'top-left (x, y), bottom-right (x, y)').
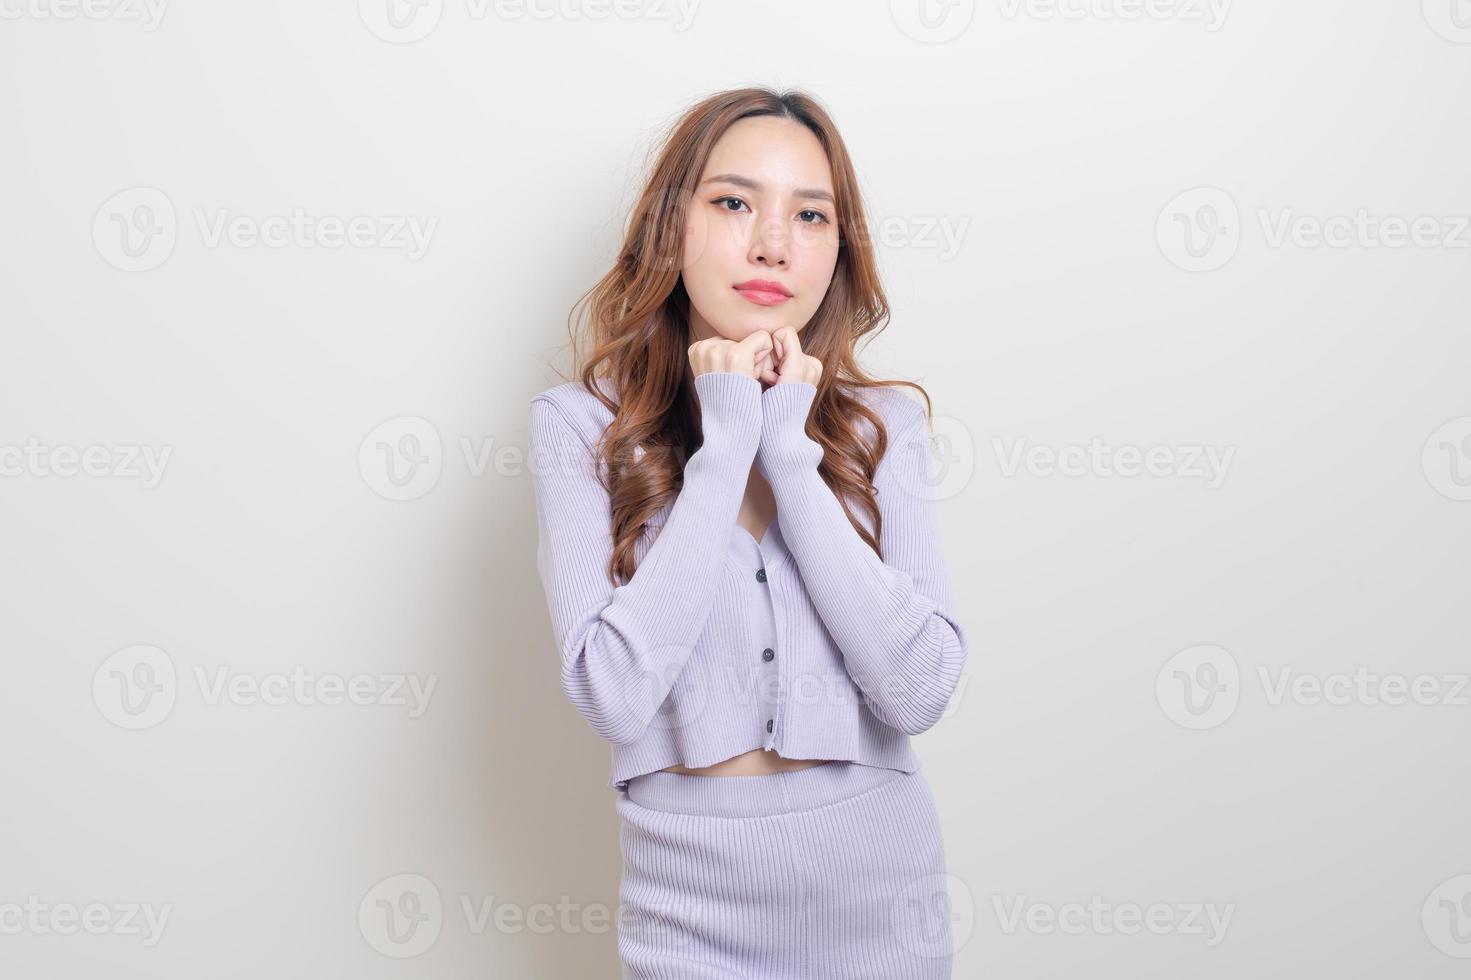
top-left (750, 217), bottom-right (789, 263)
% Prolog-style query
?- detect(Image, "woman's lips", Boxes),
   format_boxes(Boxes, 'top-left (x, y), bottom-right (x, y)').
top-left (734, 286), bottom-right (792, 306)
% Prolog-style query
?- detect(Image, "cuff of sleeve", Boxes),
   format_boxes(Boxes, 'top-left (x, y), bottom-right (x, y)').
top-left (761, 380), bottom-right (817, 422)
top-left (757, 381), bottom-right (822, 475)
top-left (692, 371), bottom-right (763, 454)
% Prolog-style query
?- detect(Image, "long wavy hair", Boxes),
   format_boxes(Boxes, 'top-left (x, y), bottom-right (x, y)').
top-left (559, 86), bottom-right (933, 586)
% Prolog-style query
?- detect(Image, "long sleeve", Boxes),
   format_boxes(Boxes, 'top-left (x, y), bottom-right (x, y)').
top-left (529, 371), bottom-right (762, 745)
top-left (755, 382), bottom-right (968, 736)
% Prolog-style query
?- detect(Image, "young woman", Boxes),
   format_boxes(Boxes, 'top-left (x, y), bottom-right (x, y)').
top-left (529, 87), bottom-right (969, 979)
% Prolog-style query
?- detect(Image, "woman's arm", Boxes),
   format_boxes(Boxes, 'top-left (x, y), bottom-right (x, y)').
top-left (755, 382), bottom-right (968, 736)
top-left (529, 371), bottom-right (761, 745)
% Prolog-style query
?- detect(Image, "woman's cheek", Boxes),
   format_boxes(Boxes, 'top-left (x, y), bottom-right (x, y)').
top-left (682, 209), bottom-right (713, 268)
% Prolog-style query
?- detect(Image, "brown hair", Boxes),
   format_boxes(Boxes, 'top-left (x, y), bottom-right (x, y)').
top-left (557, 86), bottom-right (932, 586)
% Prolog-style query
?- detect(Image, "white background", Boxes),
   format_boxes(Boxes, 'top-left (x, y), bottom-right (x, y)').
top-left (2, 0), bottom-right (1470, 976)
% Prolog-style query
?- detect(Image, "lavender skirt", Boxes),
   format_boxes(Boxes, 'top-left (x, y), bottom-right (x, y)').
top-left (614, 760), bottom-right (954, 979)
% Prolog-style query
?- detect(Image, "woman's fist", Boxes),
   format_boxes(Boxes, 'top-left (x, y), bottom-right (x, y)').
top-left (768, 325), bottom-right (823, 387)
top-left (687, 331), bottom-right (775, 382)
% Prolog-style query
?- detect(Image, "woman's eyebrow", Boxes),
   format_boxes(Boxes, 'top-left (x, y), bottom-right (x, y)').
top-left (700, 173), bottom-right (834, 205)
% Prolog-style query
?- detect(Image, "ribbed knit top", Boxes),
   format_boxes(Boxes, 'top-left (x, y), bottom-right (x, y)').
top-left (528, 371), bottom-right (969, 791)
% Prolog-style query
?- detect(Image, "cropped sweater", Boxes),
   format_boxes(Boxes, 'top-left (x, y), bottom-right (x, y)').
top-left (528, 371), bottom-right (969, 791)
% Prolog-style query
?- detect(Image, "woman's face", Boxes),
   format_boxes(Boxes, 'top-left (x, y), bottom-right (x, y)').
top-left (680, 115), bottom-right (841, 345)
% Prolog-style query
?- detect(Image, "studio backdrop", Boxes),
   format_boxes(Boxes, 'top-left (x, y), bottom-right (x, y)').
top-left (2, 2), bottom-right (1469, 977)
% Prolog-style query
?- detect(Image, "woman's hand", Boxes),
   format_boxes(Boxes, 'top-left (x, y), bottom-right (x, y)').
top-left (754, 341), bottom-right (780, 389)
top-left (767, 325), bottom-right (823, 387)
top-left (688, 331), bottom-right (774, 382)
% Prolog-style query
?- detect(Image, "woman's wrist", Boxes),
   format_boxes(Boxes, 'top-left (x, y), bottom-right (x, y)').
top-left (692, 370), bottom-right (763, 464)
top-left (757, 381), bottom-right (822, 472)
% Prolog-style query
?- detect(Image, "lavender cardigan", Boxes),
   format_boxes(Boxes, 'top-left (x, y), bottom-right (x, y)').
top-left (528, 371), bottom-right (968, 790)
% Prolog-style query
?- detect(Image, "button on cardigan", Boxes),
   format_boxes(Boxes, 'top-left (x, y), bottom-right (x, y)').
top-left (528, 370), bottom-right (969, 791)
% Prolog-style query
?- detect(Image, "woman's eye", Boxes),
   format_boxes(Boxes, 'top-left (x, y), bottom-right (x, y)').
top-left (712, 197), bottom-right (829, 225)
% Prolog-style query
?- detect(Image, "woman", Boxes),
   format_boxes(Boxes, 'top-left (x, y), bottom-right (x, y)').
top-left (529, 87), bottom-right (969, 979)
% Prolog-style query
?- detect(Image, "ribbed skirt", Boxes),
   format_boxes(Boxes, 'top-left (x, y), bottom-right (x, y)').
top-left (615, 760), bottom-right (954, 979)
